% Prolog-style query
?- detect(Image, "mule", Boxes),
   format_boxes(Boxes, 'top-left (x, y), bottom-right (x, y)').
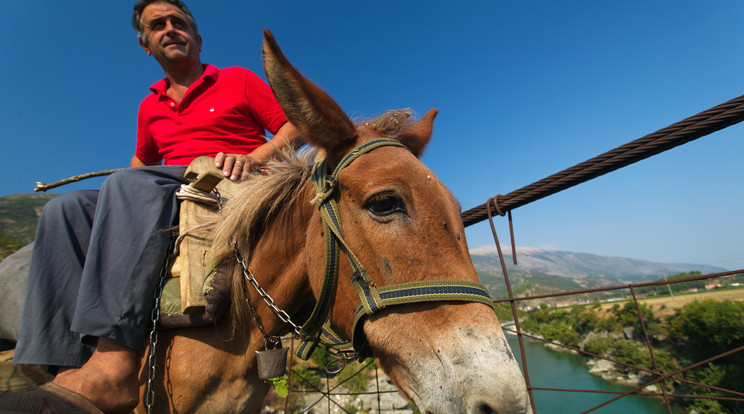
top-left (134, 30), bottom-right (530, 414)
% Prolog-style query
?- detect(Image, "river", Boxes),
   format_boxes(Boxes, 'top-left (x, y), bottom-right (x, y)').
top-left (506, 335), bottom-right (681, 413)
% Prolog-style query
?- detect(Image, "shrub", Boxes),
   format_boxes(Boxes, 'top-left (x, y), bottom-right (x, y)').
top-left (336, 361), bottom-right (370, 395)
top-left (291, 364), bottom-right (321, 390)
top-left (668, 299), bottom-right (744, 359)
top-left (309, 347), bottom-right (334, 371)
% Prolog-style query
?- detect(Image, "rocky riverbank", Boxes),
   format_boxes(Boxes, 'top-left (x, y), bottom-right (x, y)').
top-left (585, 358), bottom-right (659, 393)
top-left (533, 327), bottom-right (663, 394)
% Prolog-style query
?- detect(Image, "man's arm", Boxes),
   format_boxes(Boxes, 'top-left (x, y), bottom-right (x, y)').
top-left (215, 122), bottom-right (303, 181)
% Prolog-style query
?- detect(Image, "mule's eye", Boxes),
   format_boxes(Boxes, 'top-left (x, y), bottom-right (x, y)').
top-left (366, 193), bottom-right (405, 216)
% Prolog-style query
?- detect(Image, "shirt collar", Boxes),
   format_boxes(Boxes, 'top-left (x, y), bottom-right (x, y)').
top-left (148, 64), bottom-right (219, 96)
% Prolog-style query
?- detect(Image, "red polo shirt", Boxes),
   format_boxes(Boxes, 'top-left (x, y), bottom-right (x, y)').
top-left (135, 64), bottom-right (288, 165)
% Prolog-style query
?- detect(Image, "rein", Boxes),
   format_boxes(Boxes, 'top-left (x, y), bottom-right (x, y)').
top-left (238, 138), bottom-right (495, 362)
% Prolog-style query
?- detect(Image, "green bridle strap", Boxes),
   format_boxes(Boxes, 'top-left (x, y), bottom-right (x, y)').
top-left (297, 138), bottom-right (495, 361)
top-left (351, 280), bottom-right (495, 355)
top-left (300, 138), bottom-right (406, 345)
top-left (295, 318), bottom-right (353, 360)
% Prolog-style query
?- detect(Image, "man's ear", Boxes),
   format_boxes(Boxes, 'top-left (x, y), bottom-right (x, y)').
top-left (139, 37), bottom-right (152, 56)
top-left (197, 34), bottom-right (202, 53)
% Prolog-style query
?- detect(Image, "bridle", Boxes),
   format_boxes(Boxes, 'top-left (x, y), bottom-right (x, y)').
top-left (293, 137), bottom-right (496, 360)
top-left (234, 138), bottom-right (495, 361)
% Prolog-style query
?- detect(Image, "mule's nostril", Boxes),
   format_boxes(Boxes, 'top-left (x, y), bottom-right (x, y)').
top-left (479, 403), bottom-right (498, 414)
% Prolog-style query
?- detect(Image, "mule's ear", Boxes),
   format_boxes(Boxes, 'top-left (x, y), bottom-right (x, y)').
top-left (262, 29), bottom-right (357, 158)
top-left (396, 108), bottom-right (438, 158)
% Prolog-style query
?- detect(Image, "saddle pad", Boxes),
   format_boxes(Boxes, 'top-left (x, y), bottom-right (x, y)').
top-left (158, 268), bottom-right (231, 329)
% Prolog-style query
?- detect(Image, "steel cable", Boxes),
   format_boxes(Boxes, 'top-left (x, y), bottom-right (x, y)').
top-left (461, 93), bottom-right (744, 227)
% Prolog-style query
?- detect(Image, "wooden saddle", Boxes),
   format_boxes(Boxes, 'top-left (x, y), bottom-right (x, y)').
top-left (167, 156), bottom-right (241, 316)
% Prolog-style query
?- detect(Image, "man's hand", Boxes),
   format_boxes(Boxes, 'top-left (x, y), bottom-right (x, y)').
top-left (214, 152), bottom-right (260, 181)
top-left (213, 122), bottom-right (303, 181)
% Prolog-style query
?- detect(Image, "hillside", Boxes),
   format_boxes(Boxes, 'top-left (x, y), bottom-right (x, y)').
top-left (0, 193), bottom-right (56, 260)
top-left (470, 245), bottom-right (728, 303)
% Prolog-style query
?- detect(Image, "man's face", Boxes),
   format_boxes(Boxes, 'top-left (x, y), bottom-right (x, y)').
top-left (139, 1), bottom-right (201, 66)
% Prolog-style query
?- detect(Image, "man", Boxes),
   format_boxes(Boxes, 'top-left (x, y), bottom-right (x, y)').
top-left (1, 1), bottom-right (302, 412)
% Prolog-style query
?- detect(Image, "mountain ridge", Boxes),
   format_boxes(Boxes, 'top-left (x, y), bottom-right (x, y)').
top-left (468, 244), bottom-right (729, 302)
top-left (469, 244), bottom-right (727, 282)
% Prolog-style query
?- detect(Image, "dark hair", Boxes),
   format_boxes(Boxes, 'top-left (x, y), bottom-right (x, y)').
top-left (132, 0), bottom-right (199, 44)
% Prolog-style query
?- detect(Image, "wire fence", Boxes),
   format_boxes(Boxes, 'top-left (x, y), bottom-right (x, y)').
top-left (271, 269), bottom-right (743, 414)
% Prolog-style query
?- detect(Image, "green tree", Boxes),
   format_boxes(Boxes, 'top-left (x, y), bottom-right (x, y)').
top-left (669, 300), bottom-right (744, 413)
top-left (493, 302), bottom-right (519, 322)
top-left (669, 299), bottom-right (744, 359)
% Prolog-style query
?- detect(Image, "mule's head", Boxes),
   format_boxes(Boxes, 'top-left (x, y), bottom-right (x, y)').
top-left (263, 30), bottom-right (531, 414)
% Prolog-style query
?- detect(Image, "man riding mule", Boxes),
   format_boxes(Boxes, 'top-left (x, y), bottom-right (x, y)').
top-left (1, 1), bottom-right (532, 413)
top-left (1, 1), bottom-right (302, 412)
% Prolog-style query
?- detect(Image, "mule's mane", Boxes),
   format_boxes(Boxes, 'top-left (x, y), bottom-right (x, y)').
top-left (210, 109), bottom-right (416, 265)
top-left (358, 109), bottom-right (415, 136)
top-left (209, 146), bottom-right (315, 266)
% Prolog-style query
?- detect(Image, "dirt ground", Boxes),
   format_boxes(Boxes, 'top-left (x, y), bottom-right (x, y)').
top-left (596, 287), bottom-right (744, 318)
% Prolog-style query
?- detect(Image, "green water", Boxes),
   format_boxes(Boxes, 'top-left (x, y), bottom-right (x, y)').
top-left (506, 335), bottom-right (680, 413)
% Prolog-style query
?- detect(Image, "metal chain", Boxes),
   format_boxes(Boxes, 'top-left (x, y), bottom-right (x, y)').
top-left (243, 279), bottom-right (281, 349)
top-left (233, 243), bottom-right (303, 337)
top-left (244, 288), bottom-right (270, 340)
top-left (145, 246), bottom-right (173, 413)
top-left (233, 242), bottom-right (360, 369)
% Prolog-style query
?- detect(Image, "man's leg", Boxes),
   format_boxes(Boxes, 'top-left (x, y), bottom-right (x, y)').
top-left (71, 166), bottom-right (187, 350)
top-left (13, 190), bottom-right (99, 368)
top-left (59, 166), bottom-right (186, 412)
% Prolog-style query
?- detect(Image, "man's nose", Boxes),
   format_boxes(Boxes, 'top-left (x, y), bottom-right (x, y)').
top-left (164, 19), bottom-right (177, 34)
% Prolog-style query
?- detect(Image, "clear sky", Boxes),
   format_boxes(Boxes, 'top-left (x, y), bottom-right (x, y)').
top-left (1, 1), bottom-right (742, 270)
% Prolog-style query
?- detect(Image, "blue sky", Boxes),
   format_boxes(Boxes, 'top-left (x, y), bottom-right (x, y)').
top-left (1, 1), bottom-right (742, 270)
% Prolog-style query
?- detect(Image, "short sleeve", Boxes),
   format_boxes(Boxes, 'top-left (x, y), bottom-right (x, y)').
top-left (134, 97), bottom-right (163, 164)
top-left (241, 70), bottom-right (288, 135)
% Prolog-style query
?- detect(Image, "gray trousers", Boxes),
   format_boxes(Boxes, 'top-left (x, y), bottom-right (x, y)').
top-left (13, 166), bottom-right (187, 367)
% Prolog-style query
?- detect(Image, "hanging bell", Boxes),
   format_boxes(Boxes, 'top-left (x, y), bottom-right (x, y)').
top-left (255, 346), bottom-right (289, 380)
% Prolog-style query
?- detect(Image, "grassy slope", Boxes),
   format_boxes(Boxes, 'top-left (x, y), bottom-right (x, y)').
top-left (0, 193), bottom-right (56, 261)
